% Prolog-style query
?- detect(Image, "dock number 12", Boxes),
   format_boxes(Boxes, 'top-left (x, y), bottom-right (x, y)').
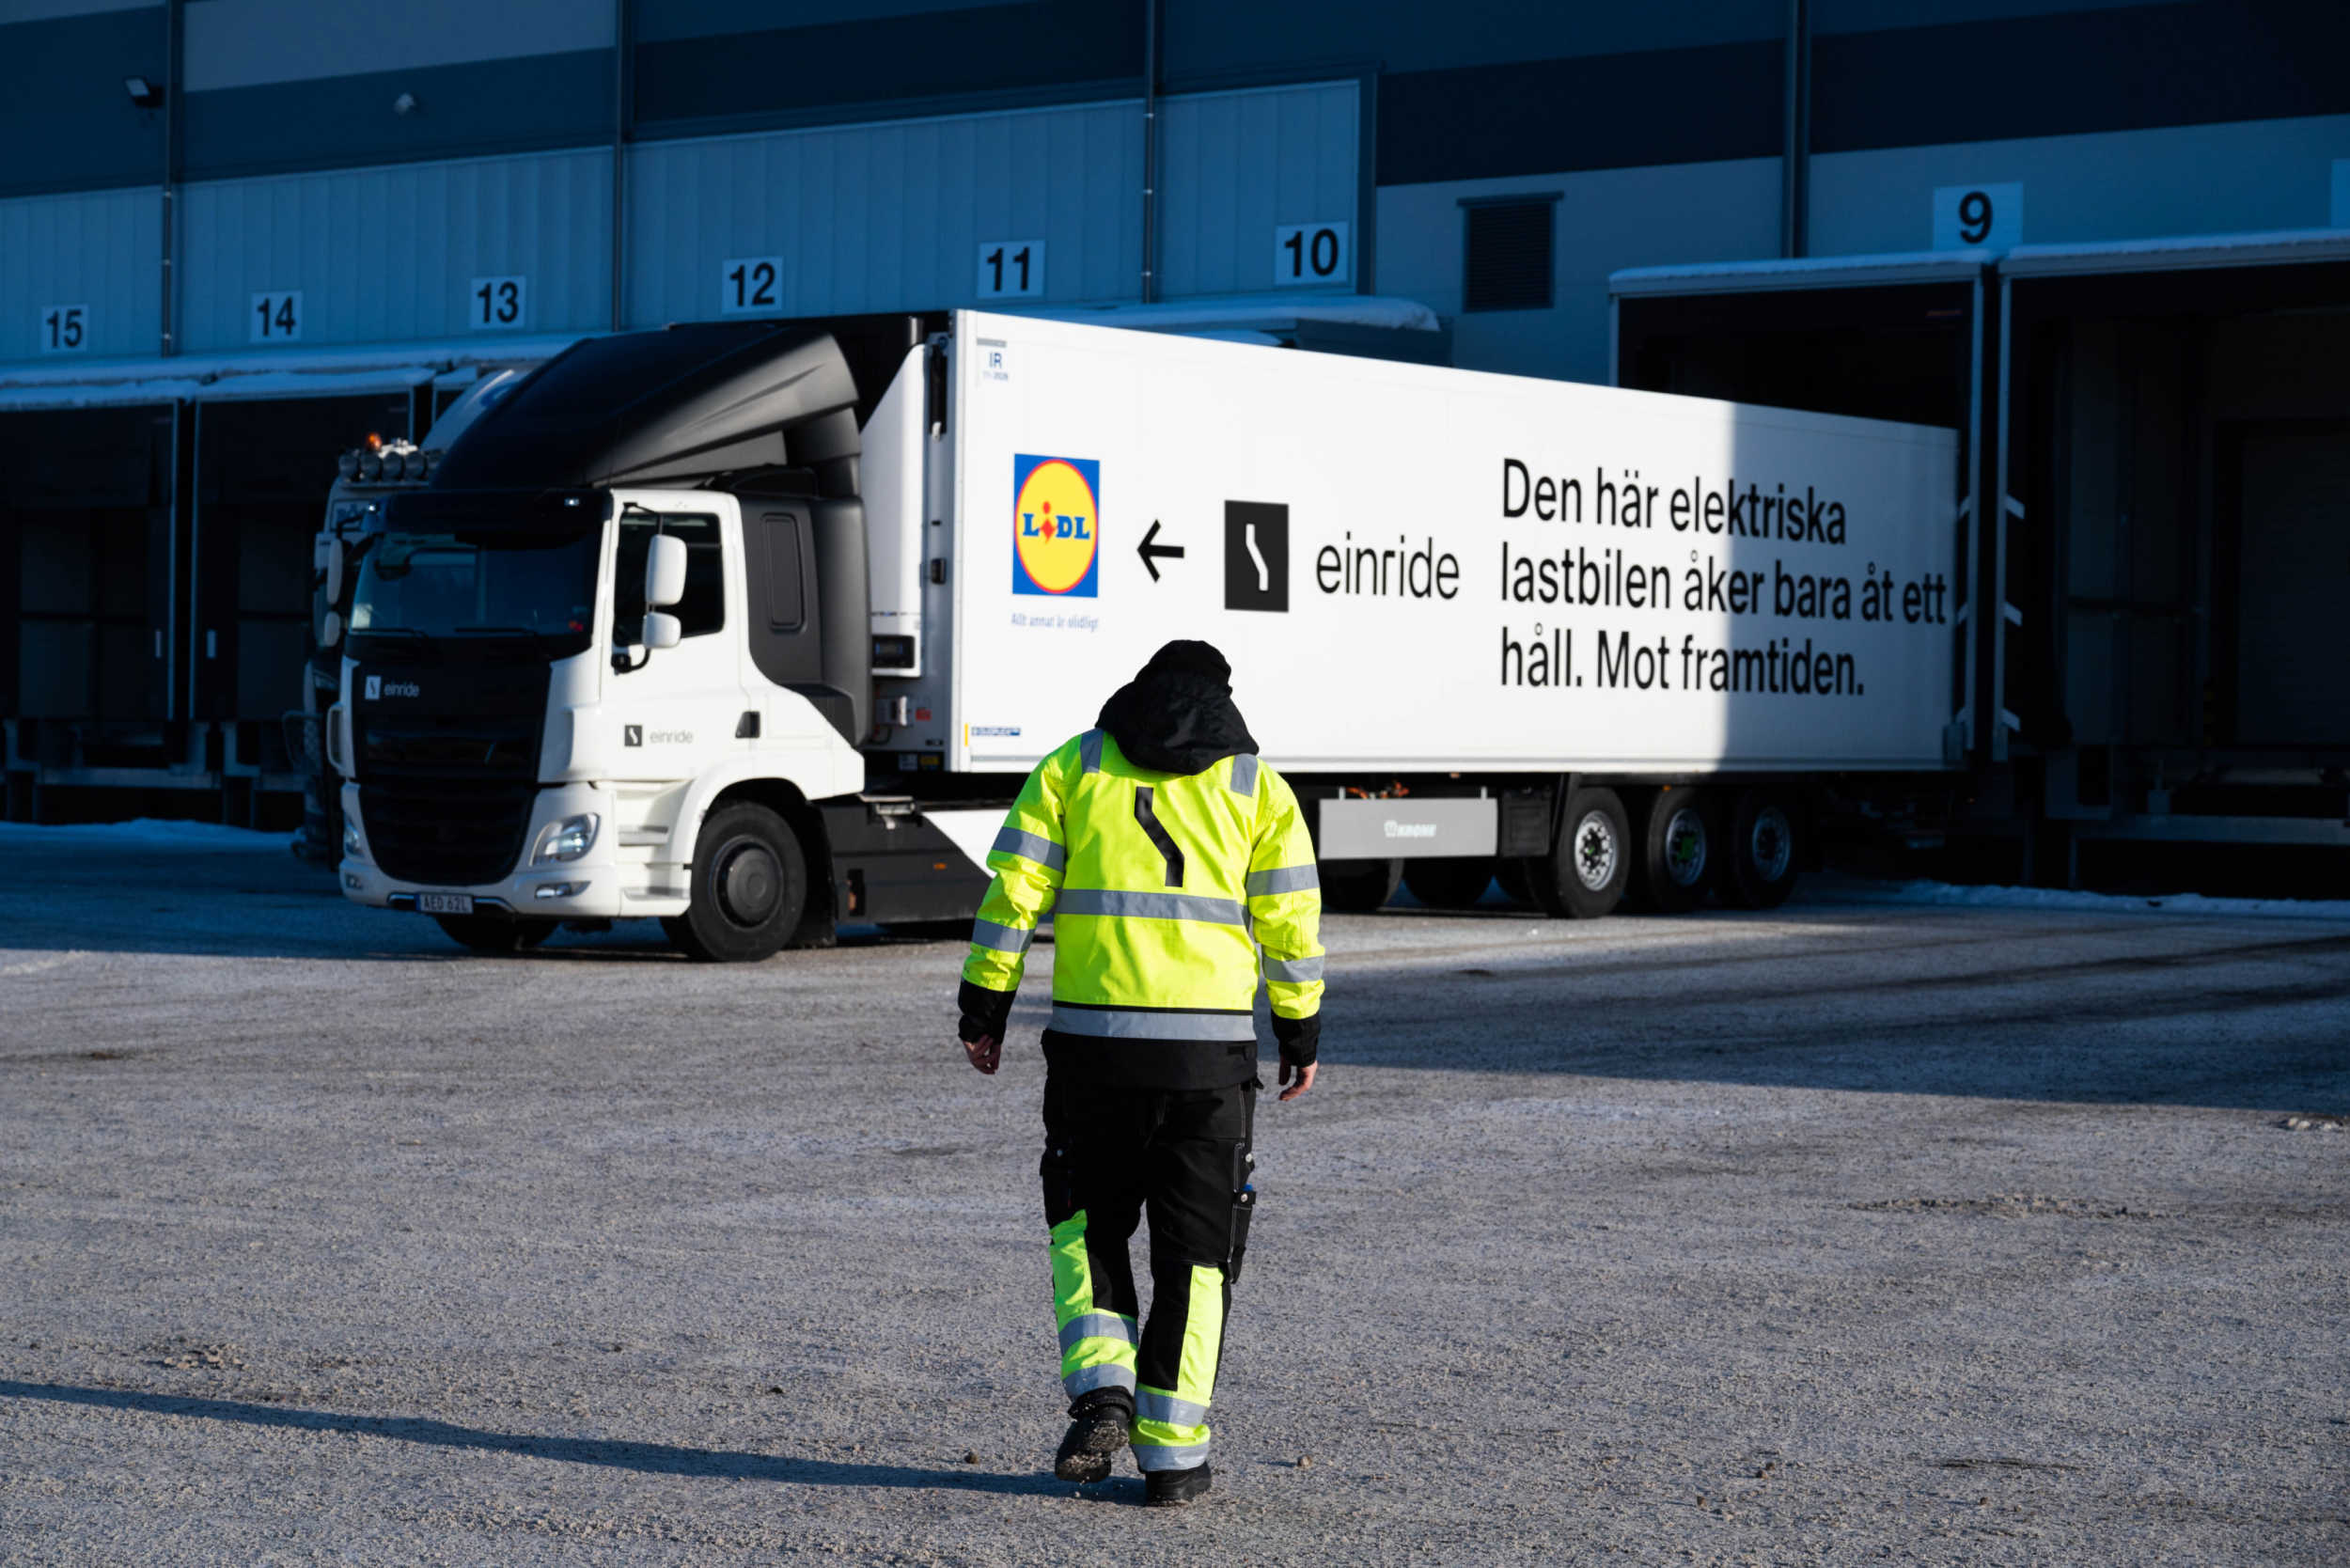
top-left (1274, 222), bottom-right (1349, 286)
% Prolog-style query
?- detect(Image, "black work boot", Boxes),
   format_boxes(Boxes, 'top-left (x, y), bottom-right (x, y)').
top-left (1144, 1463), bottom-right (1214, 1507)
top-left (1053, 1389), bottom-right (1133, 1483)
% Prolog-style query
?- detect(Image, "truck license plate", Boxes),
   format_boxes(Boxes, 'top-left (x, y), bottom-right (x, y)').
top-left (417, 892), bottom-right (474, 916)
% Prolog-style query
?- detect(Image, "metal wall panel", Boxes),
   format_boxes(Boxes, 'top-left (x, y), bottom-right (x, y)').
top-left (177, 148), bottom-right (612, 353)
top-left (1156, 80), bottom-right (1358, 298)
top-left (626, 101), bottom-right (1143, 324)
top-left (0, 186), bottom-right (162, 361)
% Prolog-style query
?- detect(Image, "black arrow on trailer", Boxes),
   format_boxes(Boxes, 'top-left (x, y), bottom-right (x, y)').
top-left (1137, 519), bottom-right (1185, 581)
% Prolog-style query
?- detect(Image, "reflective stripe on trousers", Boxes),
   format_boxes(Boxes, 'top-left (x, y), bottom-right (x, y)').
top-left (1129, 1262), bottom-right (1224, 1469)
top-left (1049, 1213), bottom-right (1137, 1400)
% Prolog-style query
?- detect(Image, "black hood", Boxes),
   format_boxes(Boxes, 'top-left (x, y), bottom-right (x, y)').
top-left (1096, 640), bottom-right (1258, 776)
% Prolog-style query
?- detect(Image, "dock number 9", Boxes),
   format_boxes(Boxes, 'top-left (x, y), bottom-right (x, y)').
top-left (1274, 222), bottom-right (1349, 287)
top-left (1933, 183), bottom-right (2021, 251)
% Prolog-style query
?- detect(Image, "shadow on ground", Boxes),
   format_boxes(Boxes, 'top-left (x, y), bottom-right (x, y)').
top-left (0, 1381), bottom-right (1085, 1498)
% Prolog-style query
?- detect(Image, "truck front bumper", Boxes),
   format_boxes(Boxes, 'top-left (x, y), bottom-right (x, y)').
top-left (337, 781), bottom-right (629, 921)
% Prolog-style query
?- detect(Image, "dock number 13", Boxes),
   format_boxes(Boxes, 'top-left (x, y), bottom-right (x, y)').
top-left (471, 275), bottom-right (526, 330)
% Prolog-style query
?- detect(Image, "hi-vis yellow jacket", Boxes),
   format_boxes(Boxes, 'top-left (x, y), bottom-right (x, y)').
top-left (962, 728), bottom-right (1324, 1065)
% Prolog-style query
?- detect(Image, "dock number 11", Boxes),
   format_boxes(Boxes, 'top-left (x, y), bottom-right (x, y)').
top-left (977, 241), bottom-right (1044, 299)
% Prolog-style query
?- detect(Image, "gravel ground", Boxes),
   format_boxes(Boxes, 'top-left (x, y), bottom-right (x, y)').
top-left (1, 825), bottom-right (2345, 1566)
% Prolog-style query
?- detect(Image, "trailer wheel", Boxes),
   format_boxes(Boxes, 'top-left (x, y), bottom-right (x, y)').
top-left (434, 915), bottom-right (557, 953)
top-left (1631, 788), bottom-right (1718, 914)
top-left (1724, 789), bottom-right (1801, 909)
top-left (1320, 857), bottom-right (1402, 914)
top-left (1402, 856), bottom-right (1496, 909)
top-left (1531, 786), bottom-right (1630, 919)
top-left (663, 802), bottom-right (809, 962)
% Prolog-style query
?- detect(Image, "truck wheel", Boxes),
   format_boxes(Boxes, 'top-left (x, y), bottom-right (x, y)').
top-left (1533, 786), bottom-right (1630, 918)
top-left (1631, 788), bottom-right (1718, 914)
top-left (1724, 789), bottom-right (1801, 909)
top-left (1403, 856), bottom-right (1496, 909)
top-left (434, 915), bottom-right (556, 953)
top-left (1320, 857), bottom-right (1402, 914)
top-left (664, 802), bottom-right (808, 962)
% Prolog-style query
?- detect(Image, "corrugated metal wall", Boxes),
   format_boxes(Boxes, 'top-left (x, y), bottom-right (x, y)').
top-left (626, 101), bottom-right (1144, 323)
top-left (0, 187), bottom-right (163, 361)
top-left (1157, 80), bottom-right (1360, 297)
top-left (176, 148), bottom-right (613, 353)
top-left (0, 79), bottom-right (1364, 367)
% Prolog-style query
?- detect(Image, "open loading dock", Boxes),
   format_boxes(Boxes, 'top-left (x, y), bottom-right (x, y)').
top-left (1613, 231), bottom-right (2350, 888)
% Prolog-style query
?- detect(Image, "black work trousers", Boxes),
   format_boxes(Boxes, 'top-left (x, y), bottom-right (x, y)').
top-left (1041, 1073), bottom-right (1256, 1472)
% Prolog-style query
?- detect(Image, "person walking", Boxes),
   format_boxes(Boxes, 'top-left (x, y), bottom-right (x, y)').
top-left (956, 639), bottom-right (1324, 1507)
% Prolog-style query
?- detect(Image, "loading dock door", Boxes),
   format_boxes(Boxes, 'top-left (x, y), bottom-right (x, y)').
top-left (191, 394), bottom-right (410, 726)
top-left (2231, 424), bottom-right (2350, 745)
top-left (0, 405), bottom-right (174, 748)
top-left (1610, 252), bottom-right (1990, 760)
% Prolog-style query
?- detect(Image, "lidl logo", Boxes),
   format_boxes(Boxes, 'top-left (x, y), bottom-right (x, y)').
top-left (1012, 454), bottom-right (1100, 597)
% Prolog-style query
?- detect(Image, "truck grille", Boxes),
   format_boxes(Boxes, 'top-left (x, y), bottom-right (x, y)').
top-left (361, 783), bottom-right (537, 887)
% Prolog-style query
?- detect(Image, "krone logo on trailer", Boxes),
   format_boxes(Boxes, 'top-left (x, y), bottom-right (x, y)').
top-left (1011, 454), bottom-right (1101, 597)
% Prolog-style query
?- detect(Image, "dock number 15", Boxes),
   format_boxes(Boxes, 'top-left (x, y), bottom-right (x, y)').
top-left (39, 305), bottom-right (88, 353)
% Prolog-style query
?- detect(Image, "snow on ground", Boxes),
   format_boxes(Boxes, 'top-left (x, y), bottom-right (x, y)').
top-left (0, 818), bottom-right (292, 852)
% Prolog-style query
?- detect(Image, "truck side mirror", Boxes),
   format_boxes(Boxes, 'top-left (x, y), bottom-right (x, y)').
top-left (321, 609), bottom-right (344, 647)
top-left (642, 610), bottom-right (682, 650)
top-left (646, 534), bottom-right (688, 609)
top-left (322, 537), bottom-right (347, 604)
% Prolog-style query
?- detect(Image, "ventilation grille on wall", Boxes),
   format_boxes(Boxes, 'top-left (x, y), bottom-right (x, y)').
top-left (1463, 199), bottom-right (1557, 313)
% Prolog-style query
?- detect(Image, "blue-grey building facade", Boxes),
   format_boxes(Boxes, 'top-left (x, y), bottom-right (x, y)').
top-left (2, 0), bottom-right (2345, 845)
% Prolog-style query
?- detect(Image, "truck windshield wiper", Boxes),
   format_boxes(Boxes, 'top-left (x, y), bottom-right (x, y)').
top-left (449, 626), bottom-right (558, 646)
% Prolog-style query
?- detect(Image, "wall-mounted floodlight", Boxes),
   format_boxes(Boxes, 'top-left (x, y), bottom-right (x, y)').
top-left (123, 76), bottom-right (164, 108)
top-left (392, 92), bottom-right (416, 116)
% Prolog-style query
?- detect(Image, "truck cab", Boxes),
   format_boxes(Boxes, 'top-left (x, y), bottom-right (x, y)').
top-left (331, 316), bottom-right (987, 957)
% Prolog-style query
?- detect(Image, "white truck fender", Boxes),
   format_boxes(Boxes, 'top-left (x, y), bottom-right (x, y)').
top-left (665, 745), bottom-right (864, 870)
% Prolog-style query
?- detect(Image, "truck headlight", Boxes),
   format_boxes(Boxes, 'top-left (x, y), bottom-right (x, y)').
top-left (532, 812), bottom-right (600, 864)
top-left (343, 819), bottom-right (367, 861)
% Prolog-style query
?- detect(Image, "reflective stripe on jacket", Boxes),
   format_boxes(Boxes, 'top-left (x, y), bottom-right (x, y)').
top-left (963, 729), bottom-right (1324, 1043)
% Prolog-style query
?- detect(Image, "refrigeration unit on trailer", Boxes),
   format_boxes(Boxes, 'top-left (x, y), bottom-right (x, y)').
top-left (331, 310), bottom-right (1961, 958)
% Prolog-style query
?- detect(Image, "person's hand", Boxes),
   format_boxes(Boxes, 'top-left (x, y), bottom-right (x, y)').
top-left (963, 1033), bottom-right (1001, 1074)
top-left (1277, 1058), bottom-right (1316, 1102)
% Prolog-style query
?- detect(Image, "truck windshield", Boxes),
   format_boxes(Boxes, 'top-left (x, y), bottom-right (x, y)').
top-left (349, 526), bottom-right (599, 657)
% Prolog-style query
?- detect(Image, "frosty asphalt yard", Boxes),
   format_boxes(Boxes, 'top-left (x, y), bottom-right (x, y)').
top-left (2, 826), bottom-right (2344, 1566)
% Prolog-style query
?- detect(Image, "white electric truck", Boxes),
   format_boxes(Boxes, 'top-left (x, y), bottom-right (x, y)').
top-left (329, 310), bottom-right (1961, 956)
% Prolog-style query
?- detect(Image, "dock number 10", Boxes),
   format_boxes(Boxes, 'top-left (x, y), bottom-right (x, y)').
top-left (977, 240), bottom-right (1045, 299)
top-left (1274, 222), bottom-right (1349, 287)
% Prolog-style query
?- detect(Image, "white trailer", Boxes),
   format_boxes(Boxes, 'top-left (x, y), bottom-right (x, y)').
top-left (328, 311), bottom-right (1960, 956)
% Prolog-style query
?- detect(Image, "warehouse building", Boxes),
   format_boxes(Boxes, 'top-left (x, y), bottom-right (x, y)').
top-left (2, 1), bottom-right (2345, 872)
